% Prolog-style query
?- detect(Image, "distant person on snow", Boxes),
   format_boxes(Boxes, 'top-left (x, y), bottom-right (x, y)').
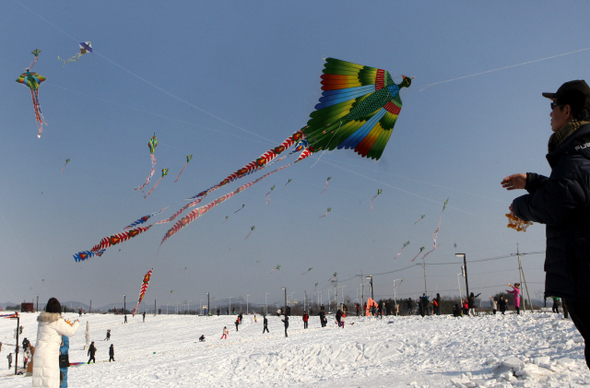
top-left (506, 283), bottom-right (521, 315)
top-left (302, 312), bottom-right (309, 329)
top-left (262, 316), bottom-right (269, 334)
top-left (104, 329), bottom-right (111, 341)
top-left (221, 326), bottom-right (228, 339)
top-left (87, 341), bottom-right (97, 364)
top-left (109, 344), bottom-right (115, 362)
top-left (489, 297), bottom-right (498, 315)
top-left (199, 335), bottom-right (205, 342)
top-left (281, 315), bottom-right (289, 338)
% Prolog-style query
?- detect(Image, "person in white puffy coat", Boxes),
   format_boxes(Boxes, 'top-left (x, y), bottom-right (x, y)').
top-left (32, 298), bottom-right (79, 388)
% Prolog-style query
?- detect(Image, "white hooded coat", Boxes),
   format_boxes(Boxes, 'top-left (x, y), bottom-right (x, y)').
top-left (32, 312), bottom-right (79, 388)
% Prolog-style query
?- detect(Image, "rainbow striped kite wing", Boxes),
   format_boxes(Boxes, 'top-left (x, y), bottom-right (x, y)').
top-left (16, 72), bottom-right (46, 90)
top-left (303, 58), bottom-right (410, 160)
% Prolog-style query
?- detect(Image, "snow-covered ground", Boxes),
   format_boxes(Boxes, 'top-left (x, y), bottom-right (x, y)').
top-left (1, 311), bottom-right (589, 387)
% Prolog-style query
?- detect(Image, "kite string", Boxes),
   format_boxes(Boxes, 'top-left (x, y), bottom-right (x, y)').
top-left (419, 47), bottom-right (590, 91)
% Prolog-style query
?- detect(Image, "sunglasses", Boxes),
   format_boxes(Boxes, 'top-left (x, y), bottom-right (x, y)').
top-left (551, 102), bottom-right (560, 110)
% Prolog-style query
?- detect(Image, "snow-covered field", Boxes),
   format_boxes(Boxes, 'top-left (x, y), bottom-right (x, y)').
top-left (1, 311), bottom-right (589, 387)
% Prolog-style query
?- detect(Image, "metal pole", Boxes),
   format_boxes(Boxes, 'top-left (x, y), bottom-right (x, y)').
top-left (13, 314), bottom-right (20, 375)
top-left (265, 293), bottom-right (269, 315)
top-left (206, 292), bottom-right (210, 316)
top-left (517, 244), bottom-right (533, 311)
top-left (456, 253), bottom-right (469, 299)
top-left (246, 295), bottom-right (250, 314)
top-left (422, 257), bottom-right (428, 295)
top-left (283, 288), bottom-right (287, 313)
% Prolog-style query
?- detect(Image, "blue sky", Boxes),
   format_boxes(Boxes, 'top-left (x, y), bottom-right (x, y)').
top-left (2, 1), bottom-right (589, 311)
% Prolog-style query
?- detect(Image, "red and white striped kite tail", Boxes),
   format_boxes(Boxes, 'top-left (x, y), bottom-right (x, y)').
top-left (136, 154), bottom-right (156, 191)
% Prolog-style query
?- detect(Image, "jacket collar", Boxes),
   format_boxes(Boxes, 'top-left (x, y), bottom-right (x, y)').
top-left (37, 312), bottom-right (61, 323)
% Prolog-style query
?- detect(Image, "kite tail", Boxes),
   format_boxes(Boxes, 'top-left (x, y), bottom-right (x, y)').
top-left (58, 53), bottom-right (82, 66)
top-left (175, 162), bottom-right (189, 182)
top-left (245, 231), bottom-right (253, 240)
top-left (371, 195), bottom-right (379, 211)
top-left (27, 56), bottom-right (39, 70)
top-left (144, 176), bottom-right (163, 199)
top-left (88, 225), bottom-right (152, 255)
top-left (136, 154), bottom-right (156, 191)
top-left (186, 130), bottom-right (305, 201)
top-left (31, 89), bottom-right (45, 138)
top-left (131, 268), bottom-right (154, 316)
top-left (161, 153), bottom-right (308, 245)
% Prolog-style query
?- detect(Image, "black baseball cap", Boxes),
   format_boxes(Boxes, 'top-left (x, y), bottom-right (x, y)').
top-left (543, 80), bottom-right (590, 114)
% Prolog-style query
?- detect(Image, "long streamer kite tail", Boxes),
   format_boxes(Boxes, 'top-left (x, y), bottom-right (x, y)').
top-left (136, 154), bottom-right (156, 191)
top-left (175, 163), bottom-right (188, 182)
top-left (132, 268), bottom-right (154, 317)
top-left (414, 215), bottom-right (425, 224)
top-left (411, 247), bottom-right (425, 262)
top-left (144, 175), bottom-right (164, 199)
top-left (31, 89), bottom-right (45, 138)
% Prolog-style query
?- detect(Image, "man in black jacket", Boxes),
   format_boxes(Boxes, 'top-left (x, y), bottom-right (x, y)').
top-left (503, 79), bottom-right (590, 369)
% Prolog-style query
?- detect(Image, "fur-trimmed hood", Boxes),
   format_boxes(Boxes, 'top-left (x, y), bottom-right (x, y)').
top-left (37, 312), bottom-right (61, 323)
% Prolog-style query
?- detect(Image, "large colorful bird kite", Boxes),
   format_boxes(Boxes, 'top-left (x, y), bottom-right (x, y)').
top-left (74, 58), bottom-right (412, 259)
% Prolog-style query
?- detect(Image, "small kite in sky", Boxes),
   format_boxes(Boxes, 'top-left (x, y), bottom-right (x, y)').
top-left (328, 272), bottom-right (338, 282)
top-left (414, 214), bottom-right (426, 224)
top-left (223, 215), bottom-right (229, 224)
top-left (371, 189), bottom-right (382, 211)
top-left (144, 168), bottom-right (168, 199)
top-left (27, 48), bottom-right (41, 69)
top-left (283, 178), bottom-right (292, 190)
top-left (136, 134), bottom-right (158, 191)
top-left (58, 41), bottom-right (92, 66)
top-left (265, 185), bottom-right (275, 204)
top-left (319, 207), bottom-right (332, 218)
top-left (62, 158), bottom-right (70, 174)
top-left (16, 70), bottom-right (46, 138)
top-left (270, 265), bottom-right (281, 274)
top-left (300, 267), bottom-right (313, 276)
top-left (411, 247), bottom-right (425, 262)
top-left (234, 204), bottom-right (245, 213)
top-left (132, 268), bottom-right (153, 316)
top-left (175, 154), bottom-right (193, 182)
top-left (321, 177), bottom-right (332, 193)
top-left (394, 241), bottom-right (410, 260)
top-left (245, 225), bottom-right (255, 239)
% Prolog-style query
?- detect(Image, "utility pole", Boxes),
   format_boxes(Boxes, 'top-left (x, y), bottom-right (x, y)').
top-left (366, 275), bottom-right (374, 301)
top-left (281, 287), bottom-right (287, 314)
top-left (455, 253), bottom-right (469, 299)
top-left (360, 271), bottom-right (365, 311)
top-left (206, 292), bottom-right (210, 316)
top-left (11, 313), bottom-right (20, 375)
top-left (516, 244), bottom-right (533, 311)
